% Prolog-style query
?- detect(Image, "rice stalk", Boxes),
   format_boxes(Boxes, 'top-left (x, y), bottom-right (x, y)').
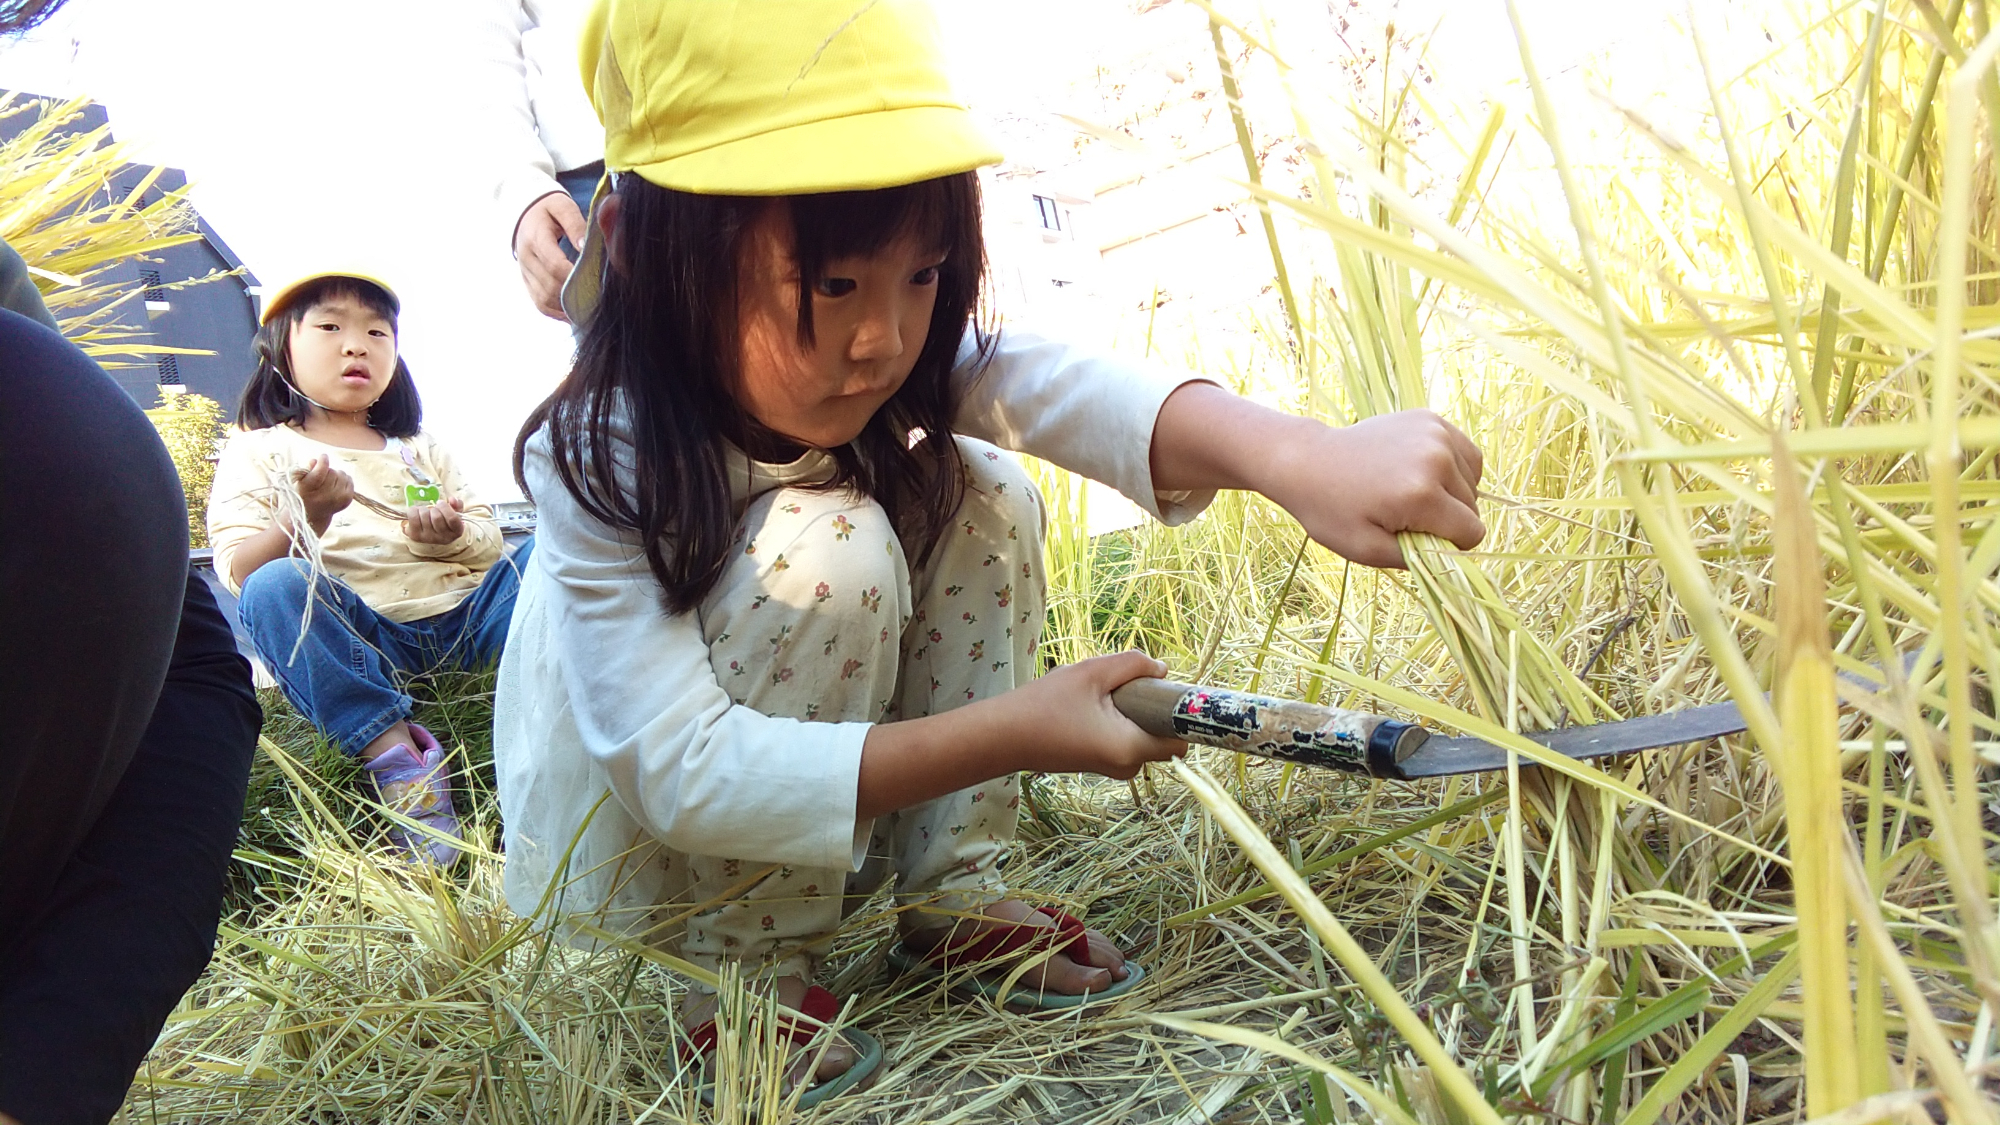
top-left (1770, 429), bottom-right (1860, 1114)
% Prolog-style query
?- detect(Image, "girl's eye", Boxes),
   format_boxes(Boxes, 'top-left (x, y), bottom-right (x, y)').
top-left (813, 277), bottom-right (858, 298)
top-left (316, 323), bottom-right (339, 332)
top-left (369, 329), bottom-right (389, 338)
top-left (911, 266), bottom-right (941, 285)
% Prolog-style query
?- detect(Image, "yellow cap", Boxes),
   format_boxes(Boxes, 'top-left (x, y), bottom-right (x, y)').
top-left (259, 269), bottom-right (400, 326)
top-left (579, 0), bottom-right (1000, 195)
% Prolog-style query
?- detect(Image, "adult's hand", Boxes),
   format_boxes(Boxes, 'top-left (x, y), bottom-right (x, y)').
top-left (513, 191), bottom-right (587, 321)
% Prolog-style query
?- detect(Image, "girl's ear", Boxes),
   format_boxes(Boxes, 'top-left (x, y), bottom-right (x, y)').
top-left (598, 193), bottom-right (624, 274)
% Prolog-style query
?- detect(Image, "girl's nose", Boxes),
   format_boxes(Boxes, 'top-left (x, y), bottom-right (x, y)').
top-left (849, 305), bottom-right (905, 365)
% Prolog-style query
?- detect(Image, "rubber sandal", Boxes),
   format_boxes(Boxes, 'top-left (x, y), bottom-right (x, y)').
top-left (885, 909), bottom-right (1149, 1010)
top-left (362, 722), bottom-right (462, 866)
top-left (683, 984), bottom-right (883, 1109)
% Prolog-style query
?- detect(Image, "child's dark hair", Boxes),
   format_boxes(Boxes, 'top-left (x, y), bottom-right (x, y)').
top-left (237, 276), bottom-right (422, 438)
top-left (517, 171), bottom-right (989, 615)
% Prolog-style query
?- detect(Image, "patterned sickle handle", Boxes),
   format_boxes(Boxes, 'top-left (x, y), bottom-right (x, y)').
top-left (1111, 678), bottom-right (1431, 778)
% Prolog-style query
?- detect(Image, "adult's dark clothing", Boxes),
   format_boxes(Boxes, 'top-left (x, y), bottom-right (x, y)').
top-left (0, 262), bottom-right (262, 1123)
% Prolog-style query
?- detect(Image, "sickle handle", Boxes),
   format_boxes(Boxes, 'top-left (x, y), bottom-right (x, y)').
top-left (1111, 677), bottom-right (1430, 778)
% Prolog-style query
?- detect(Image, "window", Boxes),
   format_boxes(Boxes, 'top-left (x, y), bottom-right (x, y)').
top-left (141, 268), bottom-right (170, 313)
top-left (1032, 194), bottom-right (1064, 233)
top-left (155, 355), bottom-right (181, 386)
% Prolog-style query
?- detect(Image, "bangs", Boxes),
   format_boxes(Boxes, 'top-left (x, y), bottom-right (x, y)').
top-left (788, 174), bottom-right (973, 261)
top-left (287, 276), bottom-right (401, 328)
top-left (785, 173), bottom-right (984, 345)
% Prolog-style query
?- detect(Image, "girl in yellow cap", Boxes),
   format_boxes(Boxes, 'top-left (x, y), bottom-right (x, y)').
top-left (209, 271), bottom-right (530, 867)
top-left (495, 0), bottom-right (1484, 1100)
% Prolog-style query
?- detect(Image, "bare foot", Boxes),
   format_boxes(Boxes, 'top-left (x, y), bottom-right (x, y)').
top-left (680, 975), bottom-right (858, 1089)
top-left (901, 899), bottom-right (1130, 994)
top-left (358, 720), bottom-right (415, 763)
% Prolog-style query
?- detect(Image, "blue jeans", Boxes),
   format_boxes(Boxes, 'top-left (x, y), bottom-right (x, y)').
top-left (556, 161), bottom-right (603, 262)
top-left (237, 539), bottom-right (534, 754)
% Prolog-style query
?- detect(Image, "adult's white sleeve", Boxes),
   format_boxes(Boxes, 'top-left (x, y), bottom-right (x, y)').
top-left (952, 327), bottom-right (1220, 525)
top-left (525, 434), bottom-right (873, 871)
top-left (472, 0), bottom-right (566, 248)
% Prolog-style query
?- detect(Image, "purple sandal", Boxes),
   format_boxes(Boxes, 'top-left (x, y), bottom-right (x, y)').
top-left (362, 722), bottom-right (462, 865)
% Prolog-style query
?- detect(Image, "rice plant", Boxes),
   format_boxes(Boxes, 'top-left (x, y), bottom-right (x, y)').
top-left (1143, 0), bottom-right (2000, 1121)
top-left (0, 92), bottom-right (228, 364)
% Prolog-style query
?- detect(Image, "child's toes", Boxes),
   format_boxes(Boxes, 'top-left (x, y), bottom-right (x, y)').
top-left (1038, 953), bottom-right (1114, 994)
top-left (784, 1033), bottom-right (857, 1090)
top-left (812, 1035), bottom-right (858, 1082)
top-left (1081, 927), bottom-right (1128, 976)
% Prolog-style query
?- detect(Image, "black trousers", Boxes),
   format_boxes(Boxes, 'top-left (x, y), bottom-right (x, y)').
top-left (0, 309), bottom-right (261, 1125)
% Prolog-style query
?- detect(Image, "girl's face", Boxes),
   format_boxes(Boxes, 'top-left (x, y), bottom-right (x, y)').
top-left (734, 206), bottom-right (944, 449)
top-left (286, 296), bottom-right (398, 416)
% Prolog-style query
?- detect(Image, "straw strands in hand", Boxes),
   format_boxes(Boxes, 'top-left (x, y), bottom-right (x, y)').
top-left (250, 471), bottom-right (408, 665)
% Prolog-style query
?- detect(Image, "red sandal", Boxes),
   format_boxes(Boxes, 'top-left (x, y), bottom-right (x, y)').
top-left (681, 984), bottom-right (882, 1109)
top-left (884, 909), bottom-right (1148, 1010)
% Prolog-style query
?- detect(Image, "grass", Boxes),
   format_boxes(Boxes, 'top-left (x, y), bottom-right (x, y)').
top-left (115, 0), bottom-right (2000, 1120)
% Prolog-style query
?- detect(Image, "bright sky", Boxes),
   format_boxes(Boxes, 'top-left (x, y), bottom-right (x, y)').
top-left (0, 0), bottom-right (1752, 503)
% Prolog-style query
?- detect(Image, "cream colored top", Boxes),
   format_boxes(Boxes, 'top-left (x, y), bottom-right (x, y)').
top-left (494, 327), bottom-right (1217, 936)
top-left (208, 425), bottom-right (504, 623)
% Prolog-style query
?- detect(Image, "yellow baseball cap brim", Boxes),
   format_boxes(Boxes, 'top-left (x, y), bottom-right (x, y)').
top-left (260, 270), bottom-right (400, 326)
top-left (631, 104), bottom-right (1000, 197)
top-left (559, 175), bottom-right (609, 325)
top-left (558, 107), bottom-right (998, 324)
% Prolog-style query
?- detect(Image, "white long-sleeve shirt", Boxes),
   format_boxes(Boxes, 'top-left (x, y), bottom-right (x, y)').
top-left (479, 0), bottom-right (604, 240)
top-left (494, 329), bottom-right (1215, 935)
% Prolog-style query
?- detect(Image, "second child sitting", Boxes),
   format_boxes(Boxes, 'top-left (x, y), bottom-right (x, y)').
top-left (208, 269), bottom-right (530, 864)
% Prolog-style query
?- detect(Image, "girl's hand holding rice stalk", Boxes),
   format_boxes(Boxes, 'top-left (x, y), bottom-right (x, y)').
top-left (287, 454), bottom-right (356, 537)
top-left (282, 457), bottom-right (466, 544)
top-left (400, 494), bottom-right (467, 545)
top-left (1149, 384), bottom-right (1485, 570)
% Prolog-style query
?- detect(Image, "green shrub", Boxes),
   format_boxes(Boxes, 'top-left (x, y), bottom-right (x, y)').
top-left (146, 389), bottom-right (224, 547)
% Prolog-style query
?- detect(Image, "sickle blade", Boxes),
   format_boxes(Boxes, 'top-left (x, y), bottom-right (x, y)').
top-left (1388, 699), bottom-right (1752, 780)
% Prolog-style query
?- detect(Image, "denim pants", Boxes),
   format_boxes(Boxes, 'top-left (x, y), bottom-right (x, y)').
top-left (237, 539), bottom-right (534, 754)
top-left (556, 161), bottom-right (602, 261)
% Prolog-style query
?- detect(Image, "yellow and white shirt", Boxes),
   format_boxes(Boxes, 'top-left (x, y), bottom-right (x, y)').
top-left (208, 425), bottom-right (504, 622)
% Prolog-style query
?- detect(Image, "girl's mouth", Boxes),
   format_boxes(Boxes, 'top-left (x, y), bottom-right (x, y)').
top-left (340, 366), bottom-right (372, 385)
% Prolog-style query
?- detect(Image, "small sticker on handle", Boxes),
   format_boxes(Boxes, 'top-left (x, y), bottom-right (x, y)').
top-left (405, 483), bottom-right (441, 507)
